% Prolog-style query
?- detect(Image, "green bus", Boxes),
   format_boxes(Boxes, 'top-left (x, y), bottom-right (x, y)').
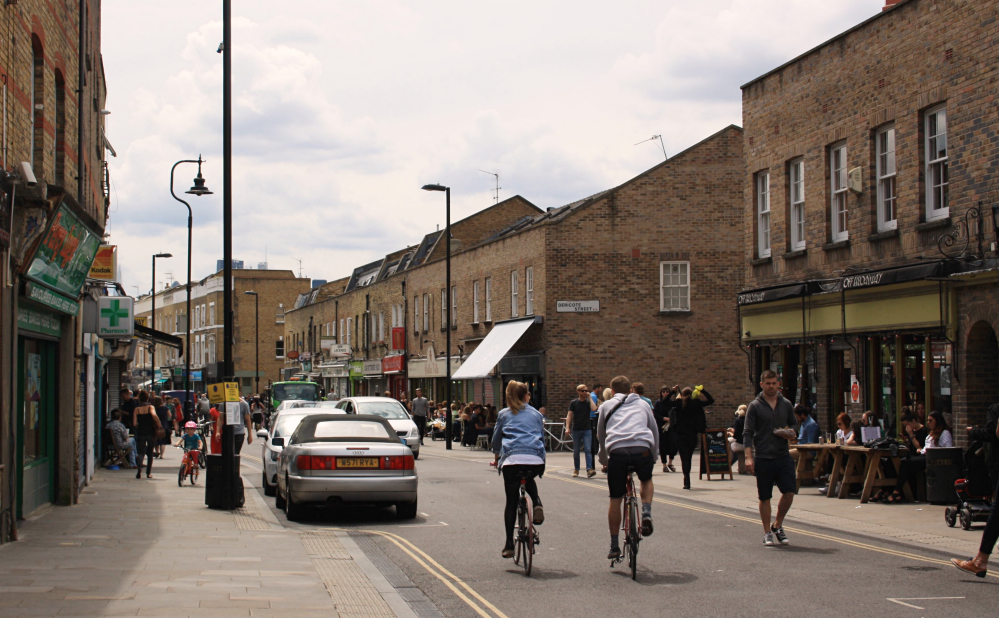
top-left (270, 381), bottom-right (320, 410)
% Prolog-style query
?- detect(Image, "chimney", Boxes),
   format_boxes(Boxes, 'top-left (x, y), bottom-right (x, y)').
top-left (883, 0), bottom-right (904, 10)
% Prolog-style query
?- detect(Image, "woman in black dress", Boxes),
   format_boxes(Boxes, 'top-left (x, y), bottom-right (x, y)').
top-left (669, 386), bottom-right (714, 490)
top-left (132, 390), bottom-right (163, 479)
top-left (152, 396), bottom-right (173, 458)
top-left (653, 386), bottom-right (678, 473)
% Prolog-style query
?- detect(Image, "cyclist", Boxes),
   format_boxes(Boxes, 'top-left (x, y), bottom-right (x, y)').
top-left (492, 380), bottom-right (546, 559)
top-left (597, 375), bottom-right (659, 560)
top-left (179, 421), bottom-right (204, 471)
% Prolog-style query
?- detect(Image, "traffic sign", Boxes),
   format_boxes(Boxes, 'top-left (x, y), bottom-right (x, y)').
top-left (97, 297), bottom-right (134, 338)
top-left (208, 382), bottom-right (241, 404)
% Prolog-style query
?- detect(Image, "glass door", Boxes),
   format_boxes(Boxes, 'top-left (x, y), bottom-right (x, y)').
top-left (16, 337), bottom-right (57, 518)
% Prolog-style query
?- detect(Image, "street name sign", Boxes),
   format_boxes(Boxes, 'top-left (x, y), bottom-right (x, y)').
top-left (556, 300), bottom-right (600, 313)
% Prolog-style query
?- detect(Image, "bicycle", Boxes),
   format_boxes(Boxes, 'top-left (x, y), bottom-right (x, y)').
top-left (513, 471), bottom-right (541, 576)
top-left (195, 418), bottom-right (213, 468)
top-left (611, 468), bottom-right (642, 580)
top-left (177, 447), bottom-right (200, 486)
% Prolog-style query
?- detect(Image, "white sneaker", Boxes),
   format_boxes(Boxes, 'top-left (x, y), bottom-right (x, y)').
top-left (763, 532), bottom-right (775, 546)
top-left (772, 526), bottom-right (789, 545)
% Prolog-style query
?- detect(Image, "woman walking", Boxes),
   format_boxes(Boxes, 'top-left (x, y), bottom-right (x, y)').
top-left (152, 396), bottom-right (173, 458)
top-left (669, 385), bottom-right (714, 489)
top-left (653, 386), bottom-right (678, 472)
top-left (491, 380), bottom-right (546, 558)
top-left (132, 390), bottom-right (163, 479)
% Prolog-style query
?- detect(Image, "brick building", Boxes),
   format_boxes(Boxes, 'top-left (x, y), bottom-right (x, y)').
top-left (135, 269), bottom-right (312, 396)
top-left (737, 0), bottom-right (999, 440)
top-left (1, 1), bottom-right (110, 536)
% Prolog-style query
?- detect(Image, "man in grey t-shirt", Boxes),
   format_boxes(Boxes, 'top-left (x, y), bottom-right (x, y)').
top-left (411, 389), bottom-right (429, 445)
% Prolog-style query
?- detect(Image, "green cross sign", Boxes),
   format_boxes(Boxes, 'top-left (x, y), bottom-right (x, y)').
top-left (101, 299), bottom-right (129, 326)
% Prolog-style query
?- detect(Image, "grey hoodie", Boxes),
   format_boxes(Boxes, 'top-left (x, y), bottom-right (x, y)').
top-left (743, 392), bottom-right (797, 460)
top-left (597, 393), bottom-right (659, 466)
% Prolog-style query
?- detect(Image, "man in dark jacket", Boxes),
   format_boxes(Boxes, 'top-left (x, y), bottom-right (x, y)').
top-left (968, 403), bottom-right (999, 484)
top-left (669, 385), bottom-right (714, 489)
top-left (744, 370), bottom-right (798, 547)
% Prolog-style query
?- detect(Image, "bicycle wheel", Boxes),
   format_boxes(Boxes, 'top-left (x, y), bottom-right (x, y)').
top-left (178, 464), bottom-right (185, 487)
top-left (628, 500), bottom-right (639, 580)
top-left (515, 500), bottom-right (527, 566)
top-left (522, 494), bottom-right (534, 577)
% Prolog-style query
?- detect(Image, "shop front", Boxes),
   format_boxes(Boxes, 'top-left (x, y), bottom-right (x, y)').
top-left (348, 361), bottom-right (364, 397)
top-left (363, 360), bottom-right (386, 396)
top-left (498, 354), bottom-right (545, 409)
top-left (407, 345), bottom-right (462, 403)
top-left (452, 317), bottom-right (543, 409)
top-left (382, 354), bottom-right (406, 399)
top-left (320, 362), bottom-right (349, 399)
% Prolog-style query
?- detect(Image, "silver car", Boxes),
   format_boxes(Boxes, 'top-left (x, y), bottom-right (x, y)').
top-left (257, 408), bottom-right (333, 496)
top-left (275, 414), bottom-right (419, 521)
top-left (335, 397), bottom-right (421, 458)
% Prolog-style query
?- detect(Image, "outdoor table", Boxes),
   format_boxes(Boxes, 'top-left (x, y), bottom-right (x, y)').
top-left (794, 443), bottom-right (838, 492)
top-left (836, 445), bottom-right (911, 503)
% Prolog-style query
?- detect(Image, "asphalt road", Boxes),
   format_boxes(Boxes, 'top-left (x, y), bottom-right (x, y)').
top-left (240, 443), bottom-right (996, 618)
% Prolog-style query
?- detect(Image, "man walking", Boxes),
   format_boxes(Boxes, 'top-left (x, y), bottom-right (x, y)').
top-left (411, 388), bottom-right (429, 445)
top-left (565, 384), bottom-right (597, 478)
top-left (597, 375), bottom-right (658, 559)
top-left (590, 383), bottom-right (602, 463)
top-left (119, 388), bottom-right (137, 433)
top-left (744, 370), bottom-right (798, 546)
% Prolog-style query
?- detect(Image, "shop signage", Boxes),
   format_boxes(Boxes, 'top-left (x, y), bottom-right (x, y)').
top-left (134, 316), bottom-right (148, 328)
top-left (737, 283), bottom-right (807, 306)
top-left (190, 370), bottom-right (203, 381)
top-left (407, 345), bottom-right (463, 378)
top-left (158, 368), bottom-right (172, 381)
top-left (841, 262), bottom-right (942, 290)
top-left (556, 300), bottom-right (600, 313)
top-left (88, 245), bottom-right (116, 281)
top-left (391, 327), bottom-right (406, 350)
top-left (26, 282), bottom-right (79, 315)
top-left (321, 363), bottom-right (348, 378)
top-left (382, 354), bottom-right (405, 374)
top-left (24, 201), bottom-right (102, 299)
top-left (349, 360), bottom-right (364, 378)
top-left (499, 355), bottom-right (541, 375)
top-left (363, 360), bottom-right (382, 376)
top-left (850, 375), bottom-right (860, 404)
top-left (287, 350), bottom-right (300, 360)
top-left (326, 343), bottom-right (352, 357)
top-left (17, 305), bottom-right (61, 337)
top-left (97, 296), bottom-right (134, 338)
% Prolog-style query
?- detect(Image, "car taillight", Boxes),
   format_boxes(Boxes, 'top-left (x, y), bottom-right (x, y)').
top-left (296, 455), bottom-right (336, 470)
top-left (380, 455), bottom-right (415, 470)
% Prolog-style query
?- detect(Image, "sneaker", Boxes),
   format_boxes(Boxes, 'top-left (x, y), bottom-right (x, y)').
top-left (501, 545), bottom-right (515, 559)
top-left (572, 470), bottom-right (579, 477)
top-left (668, 464), bottom-right (676, 473)
top-left (533, 505), bottom-right (545, 525)
top-left (587, 469), bottom-right (596, 478)
top-left (763, 532), bottom-right (775, 546)
top-left (641, 514), bottom-right (654, 537)
top-left (608, 546), bottom-right (621, 560)
top-left (818, 486), bottom-right (828, 495)
top-left (772, 526), bottom-right (789, 545)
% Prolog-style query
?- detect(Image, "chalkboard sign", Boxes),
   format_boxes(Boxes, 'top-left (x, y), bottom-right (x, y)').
top-left (699, 429), bottom-right (733, 480)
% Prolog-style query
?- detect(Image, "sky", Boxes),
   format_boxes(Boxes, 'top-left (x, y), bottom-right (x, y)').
top-left (103, 0), bottom-right (885, 294)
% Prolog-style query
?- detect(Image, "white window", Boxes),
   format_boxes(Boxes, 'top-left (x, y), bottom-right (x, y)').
top-left (925, 106), bottom-right (949, 220)
top-left (451, 285), bottom-right (457, 328)
top-left (331, 320), bottom-right (336, 337)
top-left (660, 262), bottom-right (690, 312)
top-left (441, 288), bottom-right (446, 330)
top-left (525, 267), bottom-right (534, 315)
top-left (756, 172), bottom-right (771, 258)
top-left (485, 277), bottom-right (492, 321)
top-left (208, 335), bottom-right (216, 364)
top-left (391, 305), bottom-right (398, 328)
top-left (422, 294), bottom-right (429, 332)
top-left (276, 303), bottom-right (285, 323)
top-left (510, 271), bottom-right (519, 318)
top-left (789, 159), bottom-right (806, 251)
top-left (379, 312), bottom-right (384, 342)
top-left (830, 142), bottom-right (849, 241)
top-left (339, 318), bottom-right (344, 343)
top-left (876, 126), bottom-right (897, 231)
top-left (201, 304), bottom-right (207, 328)
top-left (346, 317), bottom-right (352, 347)
top-left (208, 302), bottom-right (215, 326)
top-left (473, 281), bottom-right (480, 324)
top-left (276, 336), bottom-right (284, 358)
top-left (194, 306), bottom-right (200, 330)
top-left (413, 296), bottom-right (420, 334)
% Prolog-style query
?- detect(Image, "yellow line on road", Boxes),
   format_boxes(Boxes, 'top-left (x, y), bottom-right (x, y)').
top-left (549, 474), bottom-right (998, 579)
top-left (241, 454), bottom-right (262, 463)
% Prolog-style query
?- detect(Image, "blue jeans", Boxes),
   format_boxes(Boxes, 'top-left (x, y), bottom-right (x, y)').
top-left (573, 429), bottom-right (593, 471)
top-left (125, 437), bottom-right (137, 468)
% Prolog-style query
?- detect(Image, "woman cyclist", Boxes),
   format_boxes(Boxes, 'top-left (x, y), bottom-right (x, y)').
top-left (492, 380), bottom-right (546, 559)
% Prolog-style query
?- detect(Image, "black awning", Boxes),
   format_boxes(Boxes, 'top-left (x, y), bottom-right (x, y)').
top-left (841, 261), bottom-right (944, 291)
top-left (738, 283), bottom-right (807, 306)
top-left (134, 323), bottom-right (184, 353)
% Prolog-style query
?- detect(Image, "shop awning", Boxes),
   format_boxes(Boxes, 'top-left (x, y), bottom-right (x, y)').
top-left (133, 323), bottom-right (184, 353)
top-left (841, 261), bottom-right (945, 290)
top-left (453, 317), bottom-right (538, 380)
top-left (738, 283), bottom-right (807, 306)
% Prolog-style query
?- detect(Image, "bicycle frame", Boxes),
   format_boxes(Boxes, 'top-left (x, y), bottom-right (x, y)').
top-left (513, 476), bottom-right (540, 576)
top-left (612, 471), bottom-right (641, 580)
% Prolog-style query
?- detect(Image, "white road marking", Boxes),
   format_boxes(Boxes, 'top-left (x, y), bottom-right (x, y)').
top-left (886, 597), bottom-right (964, 609)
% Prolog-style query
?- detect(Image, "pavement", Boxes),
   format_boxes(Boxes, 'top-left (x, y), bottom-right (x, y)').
top-left (0, 445), bottom-right (415, 618)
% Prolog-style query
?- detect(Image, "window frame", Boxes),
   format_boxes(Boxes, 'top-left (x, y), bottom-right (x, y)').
top-left (829, 142), bottom-right (849, 242)
top-left (413, 296), bottom-right (419, 335)
top-left (924, 105), bottom-right (949, 221)
top-left (473, 281), bottom-right (480, 324)
top-left (756, 171), bottom-right (771, 258)
top-left (440, 288), bottom-right (446, 331)
top-left (276, 336), bottom-right (284, 359)
top-left (422, 294), bottom-right (429, 333)
top-left (510, 270), bottom-right (519, 318)
top-left (659, 261), bottom-right (691, 312)
top-left (876, 125), bottom-right (897, 232)
top-left (788, 158), bottom-right (806, 251)
top-left (525, 267), bottom-right (534, 315)
top-left (485, 277), bottom-right (493, 322)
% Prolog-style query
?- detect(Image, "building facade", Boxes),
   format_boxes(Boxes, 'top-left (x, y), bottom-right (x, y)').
top-left (738, 0), bottom-right (999, 440)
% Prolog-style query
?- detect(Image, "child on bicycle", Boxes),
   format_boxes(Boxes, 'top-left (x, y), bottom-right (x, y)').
top-left (180, 421), bottom-right (203, 471)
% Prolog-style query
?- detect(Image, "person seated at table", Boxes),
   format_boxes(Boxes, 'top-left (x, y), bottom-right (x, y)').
top-left (790, 404), bottom-right (820, 463)
top-left (486, 405), bottom-right (497, 427)
top-left (885, 410), bottom-right (952, 503)
top-left (835, 413), bottom-right (853, 444)
top-left (872, 411), bottom-right (926, 501)
top-left (846, 420), bottom-right (864, 446)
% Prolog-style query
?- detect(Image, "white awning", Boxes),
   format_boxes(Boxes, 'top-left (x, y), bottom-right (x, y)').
top-left (452, 317), bottom-right (537, 380)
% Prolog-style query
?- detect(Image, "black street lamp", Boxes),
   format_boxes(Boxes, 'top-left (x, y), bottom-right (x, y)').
top-left (421, 183), bottom-right (452, 450)
top-left (244, 291), bottom-right (259, 396)
top-left (171, 156), bottom-right (212, 420)
top-left (151, 252), bottom-right (172, 393)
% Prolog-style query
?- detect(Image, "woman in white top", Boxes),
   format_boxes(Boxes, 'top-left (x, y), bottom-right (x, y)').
top-left (835, 413), bottom-right (853, 444)
top-left (888, 410), bottom-right (952, 503)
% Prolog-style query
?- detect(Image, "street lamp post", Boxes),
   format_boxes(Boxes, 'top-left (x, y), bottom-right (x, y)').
top-left (171, 156), bottom-right (212, 420)
top-left (421, 183), bottom-right (451, 450)
top-left (151, 252), bottom-right (172, 393)
top-left (244, 291), bottom-right (259, 395)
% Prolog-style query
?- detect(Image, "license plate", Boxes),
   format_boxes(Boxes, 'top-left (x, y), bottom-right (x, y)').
top-left (337, 457), bottom-right (378, 469)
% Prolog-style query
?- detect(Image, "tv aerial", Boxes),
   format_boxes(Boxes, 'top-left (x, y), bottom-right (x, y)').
top-left (479, 170), bottom-right (501, 204)
top-left (635, 135), bottom-right (667, 160)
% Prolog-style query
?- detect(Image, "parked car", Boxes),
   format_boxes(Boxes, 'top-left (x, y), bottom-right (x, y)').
top-left (275, 400), bottom-right (319, 412)
top-left (257, 408), bottom-right (335, 496)
top-left (315, 400), bottom-right (344, 409)
top-left (275, 414), bottom-right (418, 520)
top-left (334, 397), bottom-right (420, 458)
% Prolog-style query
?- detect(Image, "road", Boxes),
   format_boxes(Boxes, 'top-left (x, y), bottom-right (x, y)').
top-left (239, 442), bottom-right (995, 618)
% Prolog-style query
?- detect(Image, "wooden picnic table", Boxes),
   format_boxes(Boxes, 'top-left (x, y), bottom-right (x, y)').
top-left (793, 443), bottom-right (839, 492)
top-left (832, 444), bottom-right (912, 503)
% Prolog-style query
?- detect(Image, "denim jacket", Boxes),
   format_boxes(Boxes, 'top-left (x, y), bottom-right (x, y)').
top-left (491, 404), bottom-right (546, 467)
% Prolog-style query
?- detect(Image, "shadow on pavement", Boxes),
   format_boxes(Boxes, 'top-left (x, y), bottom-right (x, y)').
top-left (504, 568), bottom-right (579, 580)
top-left (612, 569), bottom-right (699, 586)
top-left (776, 544), bottom-right (839, 555)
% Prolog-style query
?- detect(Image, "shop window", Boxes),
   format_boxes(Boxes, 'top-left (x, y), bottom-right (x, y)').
top-left (829, 142), bottom-right (849, 241)
top-left (876, 125), bottom-right (897, 231)
top-left (788, 158), bottom-right (805, 251)
top-left (925, 105), bottom-right (949, 220)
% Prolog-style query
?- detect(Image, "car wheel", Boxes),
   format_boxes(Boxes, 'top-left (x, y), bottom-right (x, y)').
top-left (285, 478), bottom-right (305, 522)
top-left (262, 470), bottom-right (276, 497)
top-left (412, 450), bottom-right (420, 460)
top-left (396, 498), bottom-right (418, 519)
top-left (274, 480), bottom-right (287, 509)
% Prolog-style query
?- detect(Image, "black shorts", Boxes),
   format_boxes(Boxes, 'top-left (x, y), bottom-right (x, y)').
top-left (607, 447), bottom-right (655, 499)
top-left (754, 454), bottom-right (796, 501)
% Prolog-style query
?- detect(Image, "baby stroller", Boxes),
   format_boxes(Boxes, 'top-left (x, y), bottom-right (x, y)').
top-left (945, 441), bottom-right (995, 530)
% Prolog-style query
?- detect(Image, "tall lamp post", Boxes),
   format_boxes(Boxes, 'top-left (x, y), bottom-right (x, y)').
top-left (421, 183), bottom-right (452, 450)
top-left (151, 252), bottom-right (172, 393)
top-left (244, 291), bottom-right (259, 395)
top-left (171, 156), bottom-right (212, 419)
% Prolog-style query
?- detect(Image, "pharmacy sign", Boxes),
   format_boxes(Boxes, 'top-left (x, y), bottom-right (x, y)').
top-left (97, 297), bottom-right (134, 338)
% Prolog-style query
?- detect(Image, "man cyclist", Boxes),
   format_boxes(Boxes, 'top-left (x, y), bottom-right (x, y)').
top-left (597, 375), bottom-right (658, 559)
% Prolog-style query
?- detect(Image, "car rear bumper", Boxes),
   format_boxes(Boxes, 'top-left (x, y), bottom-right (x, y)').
top-left (287, 474), bottom-right (418, 504)
top-left (404, 437), bottom-right (420, 452)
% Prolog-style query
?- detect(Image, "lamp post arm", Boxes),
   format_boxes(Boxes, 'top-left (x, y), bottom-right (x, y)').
top-left (171, 159), bottom-right (198, 417)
